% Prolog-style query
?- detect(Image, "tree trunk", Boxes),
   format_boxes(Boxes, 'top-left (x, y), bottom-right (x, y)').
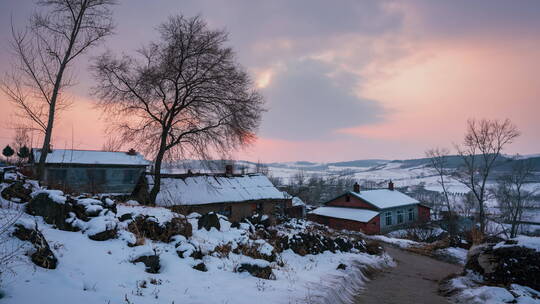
top-left (148, 131), bottom-right (168, 205)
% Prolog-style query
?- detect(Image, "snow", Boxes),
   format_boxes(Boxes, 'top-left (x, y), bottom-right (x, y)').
top-left (365, 234), bottom-right (420, 248)
top-left (350, 189), bottom-right (419, 209)
top-left (1, 208), bottom-right (393, 304)
top-left (117, 204), bottom-right (181, 223)
top-left (435, 247), bottom-right (468, 265)
top-left (309, 206), bottom-right (379, 223)
top-left (494, 235), bottom-right (540, 252)
top-left (31, 189), bottom-right (67, 204)
top-left (32, 149), bottom-right (150, 166)
top-left (292, 196), bottom-right (305, 206)
top-left (448, 272), bottom-right (540, 304)
top-left (152, 174), bottom-right (286, 206)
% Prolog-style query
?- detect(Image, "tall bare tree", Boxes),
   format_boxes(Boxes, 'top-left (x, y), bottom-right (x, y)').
top-left (454, 118), bottom-right (520, 234)
top-left (92, 15), bottom-right (264, 204)
top-left (1, 0), bottom-right (116, 179)
top-left (426, 147), bottom-right (457, 234)
top-left (493, 158), bottom-right (536, 238)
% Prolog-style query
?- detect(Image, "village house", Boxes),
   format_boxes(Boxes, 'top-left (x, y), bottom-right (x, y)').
top-left (307, 181), bottom-right (430, 235)
top-left (134, 166), bottom-right (293, 222)
top-left (31, 148), bottom-right (150, 194)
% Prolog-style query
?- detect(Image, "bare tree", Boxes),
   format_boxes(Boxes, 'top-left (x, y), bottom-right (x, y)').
top-left (426, 147), bottom-right (458, 235)
top-left (1, 0), bottom-right (116, 179)
top-left (493, 158), bottom-right (536, 238)
top-left (101, 135), bottom-right (123, 152)
top-left (454, 118), bottom-right (520, 234)
top-left (92, 15), bottom-right (264, 204)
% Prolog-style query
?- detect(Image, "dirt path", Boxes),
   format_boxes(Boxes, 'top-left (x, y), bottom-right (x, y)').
top-left (355, 245), bottom-right (462, 304)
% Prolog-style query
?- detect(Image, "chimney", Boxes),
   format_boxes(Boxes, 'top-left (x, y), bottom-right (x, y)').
top-left (225, 164), bottom-right (233, 175)
top-left (388, 180), bottom-right (394, 191)
top-left (353, 182), bottom-right (360, 193)
top-left (126, 148), bottom-right (137, 155)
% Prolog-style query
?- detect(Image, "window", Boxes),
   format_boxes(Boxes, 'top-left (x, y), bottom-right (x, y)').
top-left (385, 211), bottom-right (392, 226)
top-left (345, 195), bottom-right (351, 202)
top-left (256, 202), bottom-right (264, 213)
top-left (408, 208), bottom-right (415, 221)
top-left (397, 210), bottom-right (404, 224)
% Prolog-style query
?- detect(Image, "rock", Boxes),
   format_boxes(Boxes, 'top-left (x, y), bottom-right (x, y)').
top-left (236, 263), bottom-right (274, 280)
top-left (119, 213), bottom-right (133, 222)
top-left (192, 262), bottom-right (207, 272)
top-left (1, 181), bottom-right (32, 203)
top-left (13, 223), bottom-right (57, 269)
top-left (198, 213), bottom-right (220, 231)
top-left (466, 242), bottom-right (540, 290)
top-left (128, 215), bottom-right (192, 243)
top-left (25, 193), bottom-right (76, 231)
top-left (278, 232), bottom-right (365, 256)
top-left (88, 228), bottom-right (117, 241)
top-left (337, 263), bottom-right (347, 270)
top-left (365, 241), bottom-right (383, 255)
top-left (132, 254), bottom-right (160, 274)
top-left (164, 217), bottom-right (192, 239)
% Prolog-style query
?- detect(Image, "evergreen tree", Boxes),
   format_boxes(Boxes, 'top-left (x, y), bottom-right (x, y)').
top-left (2, 145), bottom-right (15, 163)
top-left (17, 145), bottom-right (30, 159)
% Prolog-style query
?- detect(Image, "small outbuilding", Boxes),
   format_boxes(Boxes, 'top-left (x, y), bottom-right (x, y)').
top-left (135, 170), bottom-right (292, 222)
top-left (31, 149), bottom-right (150, 194)
top-left (307, 181), bottom-right (430, 235)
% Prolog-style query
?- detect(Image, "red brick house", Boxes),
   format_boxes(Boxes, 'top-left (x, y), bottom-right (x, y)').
top-left (307, 181), bottom-right (430, 235)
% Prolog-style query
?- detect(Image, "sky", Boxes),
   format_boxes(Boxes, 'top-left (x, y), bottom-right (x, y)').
top-left (0, 0), bottom-right (539, 163)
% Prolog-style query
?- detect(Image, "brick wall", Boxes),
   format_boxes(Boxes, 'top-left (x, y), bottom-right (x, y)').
top-left (171, 199), bottom-right (292, 222)
top-left (326, 194), bottom-right (377, 210)
top-left (418, 205), bottom-right (431, 222)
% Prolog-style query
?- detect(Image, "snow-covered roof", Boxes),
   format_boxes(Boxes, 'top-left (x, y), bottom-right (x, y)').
top-left (349, 189), bottom-right (419, 209)
top-left (309, 207), bottom-right (379, 223)
top-left (292, 197), bottom-right (306, 207)
top-left (151, 174), bottom-right (286, 206)
top-left (32, 149), bottom-right (150, 166)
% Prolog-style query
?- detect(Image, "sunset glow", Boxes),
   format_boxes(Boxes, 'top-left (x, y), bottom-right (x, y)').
top-left (1, 0), bottom-right (539, 162)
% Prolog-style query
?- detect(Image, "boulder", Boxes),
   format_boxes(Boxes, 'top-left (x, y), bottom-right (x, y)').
top-left (466, 242), bottom-right (540, 290)
top-left (132, 254), bottom-right (160, 274)
top-left (119, 213), bottom-right (133, 222)
top-left (88, 228), bottom-right (117, 241)
top-left (192, 262), bottom-right (208, 272)
top-left (25, 193), bottom-right (76, 231)
top-left (336, 263), bottom-right (347, 270)
top-left (13, 223), bottom-right (58, 269)
top-left (198, 213), bottom-right (220, 231)
top-left (1, 181), bottom-right (32, 203)
top-left (128, 215), bottom-right (192, 243)
top-left (237, 263), bottom-right (274, 280)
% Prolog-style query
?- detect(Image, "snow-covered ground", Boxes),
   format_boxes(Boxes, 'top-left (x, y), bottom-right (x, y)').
top-left (0, 185), bottom-right (393, 304)
top-left (445, 271), bottom-right (540, 304)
